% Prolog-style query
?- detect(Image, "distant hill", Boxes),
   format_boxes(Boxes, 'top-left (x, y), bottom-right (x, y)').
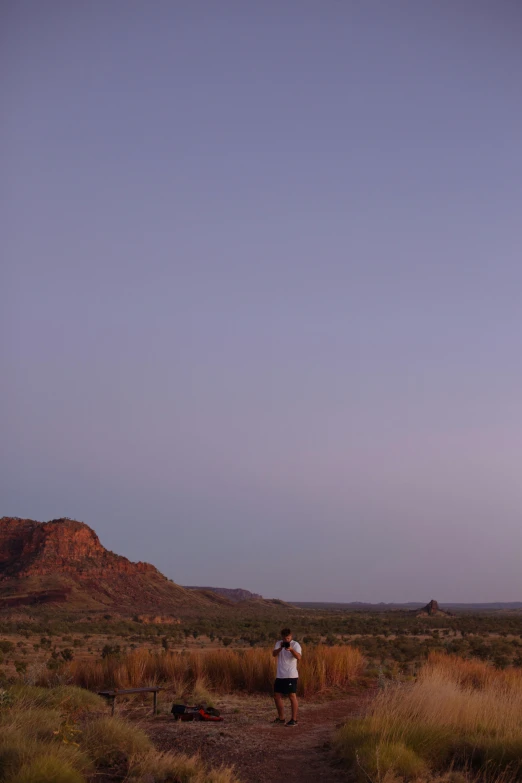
top-left (292, 601), bottom-right (522, 612)
top-left (184, 586), bottom-right (263, 603)
top-left (0, 517), bottom-right (287, 616)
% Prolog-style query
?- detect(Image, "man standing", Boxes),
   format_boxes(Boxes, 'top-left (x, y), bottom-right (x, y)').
top-left (272, 627), bottom-right (302, 726)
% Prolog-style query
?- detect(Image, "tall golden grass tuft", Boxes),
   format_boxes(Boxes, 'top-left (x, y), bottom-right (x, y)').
top-left (64, 644), bottom-right (365, 696)
top-left (336, 652), bottom-right (522, 780)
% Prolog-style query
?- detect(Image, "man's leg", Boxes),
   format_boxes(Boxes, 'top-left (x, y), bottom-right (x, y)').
top-left (289, 693), bottom-right (298, 721)
top-left (274, 692), bottom-right (285, 720)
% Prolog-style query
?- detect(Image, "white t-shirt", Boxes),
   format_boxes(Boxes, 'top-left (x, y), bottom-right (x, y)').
top-left (274, 640), bottom-right (302, 679)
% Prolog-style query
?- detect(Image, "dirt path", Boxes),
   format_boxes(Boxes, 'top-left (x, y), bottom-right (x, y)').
top-left (148, 689), bottom-right (372, 782)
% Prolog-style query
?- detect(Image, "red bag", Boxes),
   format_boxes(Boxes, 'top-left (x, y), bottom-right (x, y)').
top-left (198, 708), bottom-right (223, 722)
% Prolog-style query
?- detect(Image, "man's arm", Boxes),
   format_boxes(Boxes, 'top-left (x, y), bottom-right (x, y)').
top-left (289, 644), bottom-right (302, 660)
top-left (272, 642), bottom-right (283, 658)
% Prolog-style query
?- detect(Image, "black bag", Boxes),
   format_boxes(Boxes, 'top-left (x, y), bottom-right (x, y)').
top-left (171, 703), bottom-right (222, 721)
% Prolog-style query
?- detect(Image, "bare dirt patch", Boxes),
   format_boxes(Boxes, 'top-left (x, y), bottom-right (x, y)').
top-left (145, 688), bottom-right (373, 782)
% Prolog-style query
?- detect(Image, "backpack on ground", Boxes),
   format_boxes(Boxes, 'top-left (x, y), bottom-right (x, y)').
top-left (171, 703), bottom-right (223, 721)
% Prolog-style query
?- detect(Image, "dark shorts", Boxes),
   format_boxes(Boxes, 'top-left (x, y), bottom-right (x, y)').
top-left (274, 678), bottom-right (298, 695)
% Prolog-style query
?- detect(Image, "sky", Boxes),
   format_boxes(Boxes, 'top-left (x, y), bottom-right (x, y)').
top-left (2, 1), bottom-right (522, 603)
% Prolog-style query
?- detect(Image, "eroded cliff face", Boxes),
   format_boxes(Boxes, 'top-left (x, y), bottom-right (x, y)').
top-left (0, 516), bottom-right (197, 613)
top-left (0, 517), bottom-right (157, 579)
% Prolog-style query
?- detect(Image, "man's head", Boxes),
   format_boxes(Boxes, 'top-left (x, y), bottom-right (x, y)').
top-left (281, 628), bottom-right (292, 643)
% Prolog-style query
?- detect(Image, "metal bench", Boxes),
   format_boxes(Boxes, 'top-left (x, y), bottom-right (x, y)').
top-left (98, 686), bottom-right (163, 715)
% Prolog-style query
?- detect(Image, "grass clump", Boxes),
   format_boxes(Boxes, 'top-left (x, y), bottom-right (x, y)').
top-left (0, 727), bottom-right (91, 783)
top-left (80, 715), bottom-right (152, 766)
top-left (9, 754), bottom-right (86, 783)
top-left (9, 684), bottom-right (104, 713)
top-left (373, 742), bottom-right (426, 779)
top-left (0, 729), bottom-right (41, 780)
top-left (128, 750), bottom-right (240, 783)
top-left (191, 676), bottom-right (216, 707)
top-left (336, 653), bottom-right (522, 781)
top-left (1, 706), bottom-right (62, 741)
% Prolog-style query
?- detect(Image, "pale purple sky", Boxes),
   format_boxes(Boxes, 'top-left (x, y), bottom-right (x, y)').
top-left (2, 1), bottom-right (522, 602)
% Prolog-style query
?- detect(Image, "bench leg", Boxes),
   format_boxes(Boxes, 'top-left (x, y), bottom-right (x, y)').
top-left (153, 691), bottom-right (157, 715)
top-left (111, 696), bottom-right (116, 716)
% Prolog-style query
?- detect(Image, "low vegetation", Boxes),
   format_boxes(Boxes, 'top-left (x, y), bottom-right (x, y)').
top-left (336, 652), bottom-right (522, 781)
top-left (2, 607), bottom-right (522, 686)
top-left (0, 683), bottom-right (239, 783)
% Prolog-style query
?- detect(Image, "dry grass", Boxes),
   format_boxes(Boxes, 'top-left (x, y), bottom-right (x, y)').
top-left (64, 644), bottom-right (365, 696)
top-left (80, 715), bottom-right (152, 766)
top-left (128, 750), bottom-right (240, 782)
top-left (0, 725), bottom-right (92, 783)
top-left (0, 684), bottom-right (240, 783)
top-left (1, 705), bottom-right (61, 741)
top-left (8, 684), bottom-right (104, 713)
top-left (8, 754), bottom-right (86, 783)
top-left (336, 653), bottom-right (522, 781)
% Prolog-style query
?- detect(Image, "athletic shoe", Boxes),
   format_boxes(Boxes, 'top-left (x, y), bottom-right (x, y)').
top-left (285, 719), bottom-right (298, 726)
top-left (272, 718), bottom-right (285, 724)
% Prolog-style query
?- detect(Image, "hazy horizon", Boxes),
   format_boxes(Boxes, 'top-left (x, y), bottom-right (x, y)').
top-left (2, 2), bottom-right (522, 604)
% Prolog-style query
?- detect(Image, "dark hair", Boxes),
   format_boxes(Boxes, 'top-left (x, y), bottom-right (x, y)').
top-left (281, 628), bottom-right (291, 637)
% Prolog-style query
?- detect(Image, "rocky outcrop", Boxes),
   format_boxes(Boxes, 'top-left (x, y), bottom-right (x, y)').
top-left (0, 517), bottom-right (217, 613)
top-left (0, 517), bottom-right (157, 579)
top-left (417, 599), bottom-right (451, 617)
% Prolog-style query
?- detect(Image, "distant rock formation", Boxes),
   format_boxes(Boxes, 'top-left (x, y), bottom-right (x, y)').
top-left (417, 599), bottom-right (452, 617)
top-left (184, 586), bottom-right (263, 603)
